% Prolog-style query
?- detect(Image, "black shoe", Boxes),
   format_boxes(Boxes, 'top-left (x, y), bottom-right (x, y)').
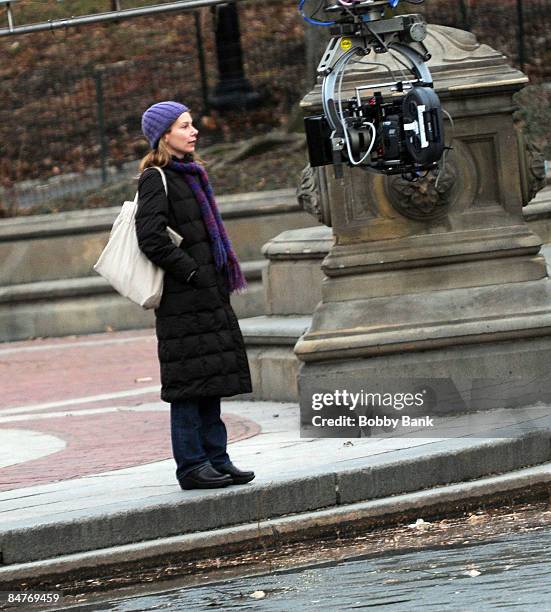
top-left (215, 461), bottom-right (255, 485)
top-left (179, 464), bottom-right (232, 490)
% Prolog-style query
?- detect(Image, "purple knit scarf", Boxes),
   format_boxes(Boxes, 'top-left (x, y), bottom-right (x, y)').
top-left (168, 159), bottom-right (247, 293)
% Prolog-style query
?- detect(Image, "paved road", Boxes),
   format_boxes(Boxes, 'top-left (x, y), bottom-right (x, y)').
top-left (63, 527), bottom-right (551, 610)
top-left (0, 330), bottom-right (259, 491)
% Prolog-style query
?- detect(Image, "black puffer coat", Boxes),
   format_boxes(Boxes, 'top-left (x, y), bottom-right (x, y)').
top-left (135, 163), bottom-right (252, 403)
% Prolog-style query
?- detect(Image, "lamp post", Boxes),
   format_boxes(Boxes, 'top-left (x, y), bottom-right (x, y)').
top-left (208, 2), bottom-right (261, 110)
top-left (0, 0), bottom-right (18, 32)
top-left (516, 0), bottom-right (525, 72)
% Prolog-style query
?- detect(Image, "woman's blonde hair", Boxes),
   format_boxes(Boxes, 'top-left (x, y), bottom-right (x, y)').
top-left (138, 131), bottom-right (206, 174)
top-left (139, 138), bottom-right (172, 172)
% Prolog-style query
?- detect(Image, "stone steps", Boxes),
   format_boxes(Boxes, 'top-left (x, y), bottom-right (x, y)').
top-left (0, 187), bottom-right (319, 344)
top-left (0, 261), bottom-right (267, 343)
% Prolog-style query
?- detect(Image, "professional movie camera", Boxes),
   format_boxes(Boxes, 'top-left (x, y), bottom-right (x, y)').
top-left (301, 0), bottom-right (445, 179)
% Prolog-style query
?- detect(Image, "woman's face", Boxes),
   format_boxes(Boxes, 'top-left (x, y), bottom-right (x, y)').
top-left (163, 111), bottom-right (198, 157)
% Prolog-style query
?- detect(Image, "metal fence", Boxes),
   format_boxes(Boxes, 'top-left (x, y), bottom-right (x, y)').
top-left (0, 0), bottom-right (307, 213)
top-left (0, 0), bottom-right (550, 215)
top-left (419, 0), bottom-right (551, 83)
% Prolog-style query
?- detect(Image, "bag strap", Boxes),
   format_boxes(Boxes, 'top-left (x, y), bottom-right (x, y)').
top-left (134, 166), bottom-right (168, 204)
top-left (151, 166), bottom-right (168, 196)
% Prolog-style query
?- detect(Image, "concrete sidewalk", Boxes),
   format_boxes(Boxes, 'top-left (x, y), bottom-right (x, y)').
top-left (1, 329), bottom-right (551, 581)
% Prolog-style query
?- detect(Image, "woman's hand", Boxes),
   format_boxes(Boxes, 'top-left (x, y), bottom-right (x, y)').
top-left (188, 266), bottom-right (216, 289)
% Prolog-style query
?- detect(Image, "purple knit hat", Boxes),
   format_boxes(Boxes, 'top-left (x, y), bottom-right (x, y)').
top-left (141, 101), bottom-right (189, 149)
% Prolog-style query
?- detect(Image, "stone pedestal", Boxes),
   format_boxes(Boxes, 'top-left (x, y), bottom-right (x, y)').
top-left (294, 26), bottom-right (551, 423)
top-left (261, 226), bottom-right (331, 315)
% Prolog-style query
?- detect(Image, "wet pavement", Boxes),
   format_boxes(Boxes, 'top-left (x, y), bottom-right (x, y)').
top-left (57, 525), bottom-right (551, 610)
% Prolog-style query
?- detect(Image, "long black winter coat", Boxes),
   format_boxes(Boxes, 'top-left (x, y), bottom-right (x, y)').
top-left (135, 162), bottom-right (252, 403)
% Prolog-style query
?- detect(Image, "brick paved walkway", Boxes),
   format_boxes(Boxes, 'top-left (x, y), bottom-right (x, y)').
top-left (0, 329), bottom-right (159, 410)
top-left (0, 330), bottom-right (260, 491)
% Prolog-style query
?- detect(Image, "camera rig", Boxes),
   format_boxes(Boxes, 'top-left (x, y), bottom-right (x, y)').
top-left (301, 0), bottom-right (445, 179)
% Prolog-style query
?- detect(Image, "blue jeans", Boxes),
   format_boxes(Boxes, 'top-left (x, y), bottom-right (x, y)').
top-left (170, 396), bottom-right (230, 482)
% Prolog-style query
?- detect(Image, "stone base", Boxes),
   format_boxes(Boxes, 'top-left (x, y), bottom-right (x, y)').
top-left (238, 315), bottom-right (312, 401)
top-left (297, 334), bottom-right (551, 425)
top-left (261, 226), bottom-right (331, 315)
top-left (295, 277), bottom-right (551, 361)
top-left (244, 346), bottom-right (301, 402)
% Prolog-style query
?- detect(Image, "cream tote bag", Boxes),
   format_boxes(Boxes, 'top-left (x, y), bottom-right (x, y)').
top-left (93, 167), bottom-right (182, 310)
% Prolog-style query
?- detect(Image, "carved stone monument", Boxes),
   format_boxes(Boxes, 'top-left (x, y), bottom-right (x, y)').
top-left (294, 26), bottom-right (551, 421)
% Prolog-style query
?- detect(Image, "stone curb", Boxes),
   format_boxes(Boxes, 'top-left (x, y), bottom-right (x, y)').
top-left (0, 430), bottom-right (549, 568)
top-left (2, 453), bottom-right (551, 585)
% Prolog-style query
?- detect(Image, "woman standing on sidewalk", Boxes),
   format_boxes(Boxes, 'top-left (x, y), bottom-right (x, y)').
top-left (136, 101), bottom-right (255, 491)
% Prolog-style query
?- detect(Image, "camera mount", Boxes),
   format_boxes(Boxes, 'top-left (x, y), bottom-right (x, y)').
top-left (302, 0), bottom-right (445, 179)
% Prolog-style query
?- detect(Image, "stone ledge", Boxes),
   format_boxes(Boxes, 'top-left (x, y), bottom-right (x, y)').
top-left (262, 225), bottom-right (333, 259)
top-left (0, 260), bottom-right (268, 306)
top-left (524, 186), bottom-right (551, 221)
top-left (0, 277), bottom-right (110, 305)
top-left (0, 189), bottom-right (298, 242)
top-left (0, 269), bottom-right (267, 343)
top-left (240, 315), bottom-right (312, 346)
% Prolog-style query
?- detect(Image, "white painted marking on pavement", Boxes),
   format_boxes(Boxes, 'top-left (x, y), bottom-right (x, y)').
top-left (0, 430), bottom-right (66, 468)
top-left (0, 334), bottom-right (155, 356)
top-left (0, 403), bottom-right (168, 423)
top-left (0, 386), bottom-right (161, 416)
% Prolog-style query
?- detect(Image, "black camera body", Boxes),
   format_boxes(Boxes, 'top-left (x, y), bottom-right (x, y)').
top-left (305, 86), bottom-right (443, 175)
